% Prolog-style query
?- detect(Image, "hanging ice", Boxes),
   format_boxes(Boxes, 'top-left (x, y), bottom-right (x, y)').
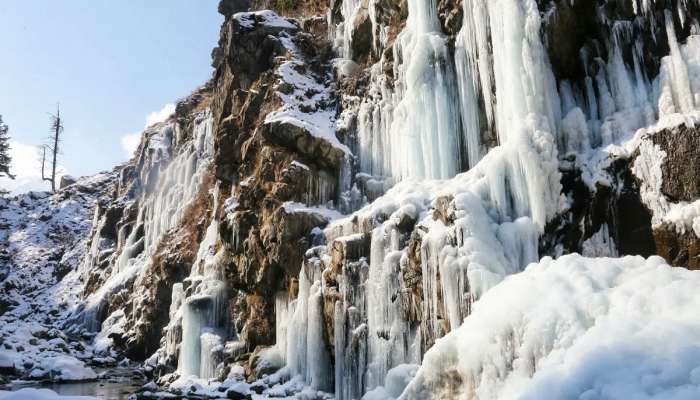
top-left (282, 261), bottom-right (333, 392)
top-left (356, 0), bottom-right (464, 181)
top-left (176, 213), bottom-right (230, 379)
top-left (78, 110), bottom-right (215, 332)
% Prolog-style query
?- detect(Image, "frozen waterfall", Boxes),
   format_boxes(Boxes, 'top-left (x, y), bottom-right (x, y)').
top-left (78, 110), bottom-right (215, 332)
top-left (166, 0), bottom-right (700, 397)
top-left (354, 0), bottom-right (464, 181)
top-left (288, 0), bottom-right (700, 393)
top-left (176, 214), bottom-right (230, 380)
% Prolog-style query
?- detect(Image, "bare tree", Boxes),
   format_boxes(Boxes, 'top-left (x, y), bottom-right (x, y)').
top-left (42, 105), bottom-right (63, 193)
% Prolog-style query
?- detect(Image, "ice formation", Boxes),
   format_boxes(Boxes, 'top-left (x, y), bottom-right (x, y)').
top-left (353, 0), bottom-right (463, 181)
top-left (174, 210), bottom-right (229, 380)
top-left (273, 0), bottom-right (700, 398)
top-left (403, 254), bottom-right (700, 399)
top-left (77, 110), bottom-right (215, 333)
top-left (279, 261), bottom-right (333, 392)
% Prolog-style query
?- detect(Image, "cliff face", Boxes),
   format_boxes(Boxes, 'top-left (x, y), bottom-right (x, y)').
top-left (14, 0), bottom-right (698, 398)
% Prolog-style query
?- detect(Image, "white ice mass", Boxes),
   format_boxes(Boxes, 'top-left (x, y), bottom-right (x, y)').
top-left (403, 254), bottom-right (700, 400)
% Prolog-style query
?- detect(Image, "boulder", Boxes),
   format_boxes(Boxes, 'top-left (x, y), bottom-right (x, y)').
top-left (59, 175), bottom-right (78, 189)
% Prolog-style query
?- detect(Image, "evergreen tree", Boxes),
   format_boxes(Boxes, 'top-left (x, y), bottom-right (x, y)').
top-left (0, 115), bottom-right (13, 180)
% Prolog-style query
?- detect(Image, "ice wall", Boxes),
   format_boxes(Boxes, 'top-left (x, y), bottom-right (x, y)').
top-left (349, 0), bottom-right (700, 188)
top-left (276, 0), bottom-right (566, 396)
top-left (176, 212), bottom-right (230, 380)
top-left (353, 0), bottom-right (464, 181)
top-left (78, 110), bottom-right (215, 332)
top-left (275, 0), bottom-right (700, 397)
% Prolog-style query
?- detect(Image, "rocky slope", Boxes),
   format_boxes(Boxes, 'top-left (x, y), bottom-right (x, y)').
top-left (0, 173), bottom-right (117, 383)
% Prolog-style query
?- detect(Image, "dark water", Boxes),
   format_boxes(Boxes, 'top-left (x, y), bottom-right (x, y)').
top-left (7, 369), bottom-right (145, 400)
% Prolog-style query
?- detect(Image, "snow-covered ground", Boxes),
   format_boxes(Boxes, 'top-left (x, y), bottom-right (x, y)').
top-left (0, 388), bottom-right (96, 400)
top-left (0, 173), bottom-right (116, 384)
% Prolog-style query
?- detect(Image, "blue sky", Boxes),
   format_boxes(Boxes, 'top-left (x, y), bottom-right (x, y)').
top-left (0, 1), bottom-right (222, 192)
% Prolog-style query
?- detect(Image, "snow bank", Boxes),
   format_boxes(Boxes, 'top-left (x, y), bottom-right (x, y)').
top-left (36, 356), bottom-right (97, 382)
top-left (0, 389), bottom-right (96, 400)
top-left (403, 254), bottom-right (700, 400)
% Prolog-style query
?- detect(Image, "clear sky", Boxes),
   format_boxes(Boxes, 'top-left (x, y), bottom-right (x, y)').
top-left (0, 1), bottom-right (222, 193)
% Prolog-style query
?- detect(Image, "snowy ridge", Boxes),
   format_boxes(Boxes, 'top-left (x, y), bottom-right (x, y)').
top-left (234, 10), bottom-right (297, 30)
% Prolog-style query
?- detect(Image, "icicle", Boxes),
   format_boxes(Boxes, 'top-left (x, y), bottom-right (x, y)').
top-left (388, 0), bottom-right (463, 180)
top-left (306, 281), bottom-right (333, 391)
top-left (607, 23), bottom-right (638, 112)
top-left (455, 0), bottom-right (493, 168)
top-left (199, 331), bottom-right (224, 379)
top-left (175, 193), bottom-right (230, 380)
top-left (179, 299), bottom-right (206, 377)
top-left (357, 0), bottom-right (464, 181)
top-left (664, 10), bottom-right (696, 113)
top-left (281, 261), bottom-right (333, 390)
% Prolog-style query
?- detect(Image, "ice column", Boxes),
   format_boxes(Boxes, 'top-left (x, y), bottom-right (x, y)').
top-left (365, 225), bottom-right (419, 391)
top-left (177, 215), bottom-right (230, 379)
top-left (389, 0), bottom-right (463, 180)
top-left (455, 0), bottom-right (494, 167)
top-left (356, 0), bottom-right (464, 181)
top-left (334, 259), bottom-right (370, 400)
top-left (285, 262), bottom-right (333, 391)
top-left (663, 10), bottom-right (696, 114)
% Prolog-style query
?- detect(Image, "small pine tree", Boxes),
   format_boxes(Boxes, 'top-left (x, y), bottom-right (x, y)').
top-left (0, 115), bottom-right (14, 181)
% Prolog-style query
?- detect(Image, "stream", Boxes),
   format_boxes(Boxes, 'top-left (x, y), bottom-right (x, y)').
top-left (4, 368), bottom-right (145, 399)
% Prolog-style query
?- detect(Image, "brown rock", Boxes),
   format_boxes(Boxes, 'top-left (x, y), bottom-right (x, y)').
top-left (262, 121), bottom-right (346, 169)
top-left (350, 2), bottom-right (373, 64)
top-left (651, 123), bottom-right (700, 202)
top-left (654, 224), bottom-right (700, 270)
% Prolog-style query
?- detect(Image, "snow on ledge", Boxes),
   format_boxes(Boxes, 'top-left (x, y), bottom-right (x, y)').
top-left (233, 10), bottom-right (297, 30)
top-left (283, 201), bottom-right (344, 222)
